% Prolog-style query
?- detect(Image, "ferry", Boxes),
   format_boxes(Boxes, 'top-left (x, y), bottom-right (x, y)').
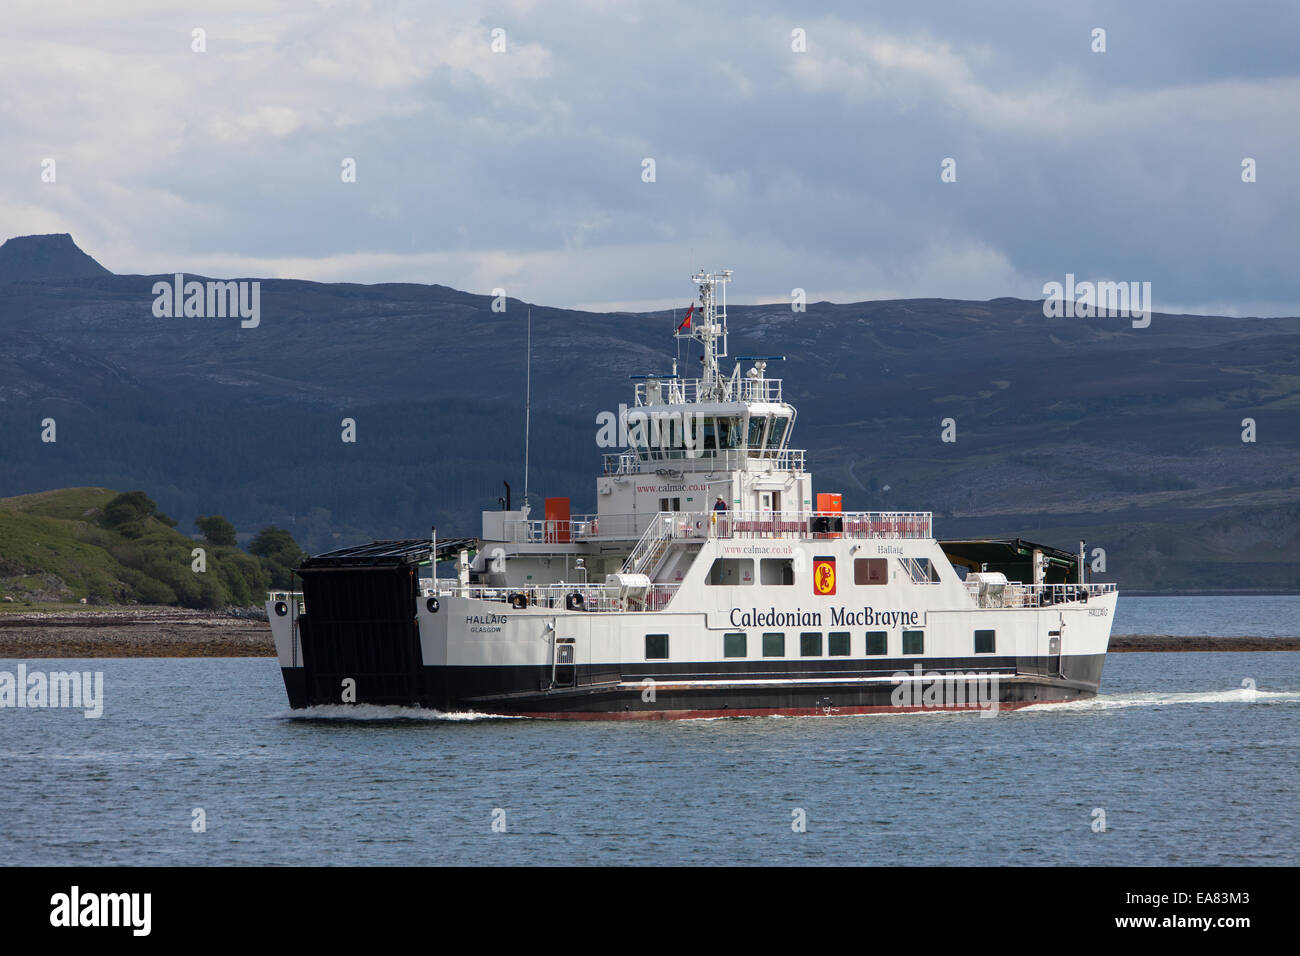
top-left (268, 270), bottom-right (1117, 718)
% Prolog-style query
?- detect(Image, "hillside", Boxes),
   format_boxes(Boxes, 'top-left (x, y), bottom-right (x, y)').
top-left (0, 487), bottom-right (299, 609)
top-left (0, 234), bottom-right (1297, 591)
top-left (0, 233), bottom-right (111, 283)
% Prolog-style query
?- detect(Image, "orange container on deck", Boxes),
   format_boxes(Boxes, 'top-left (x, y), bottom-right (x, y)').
top-left (816, 493), bottom-right (842, 513)
top-left (815, 492), bottom-right (842, 538)
top-left (545, 497), bottom-right (571, 543)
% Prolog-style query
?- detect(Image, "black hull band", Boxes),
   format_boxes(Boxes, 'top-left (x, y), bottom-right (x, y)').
top-left (281, 653), bottom-right (1105, 719)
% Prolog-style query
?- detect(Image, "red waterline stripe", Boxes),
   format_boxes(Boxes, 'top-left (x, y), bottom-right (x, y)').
top-left (493, 700), bottom-right (1051, 721)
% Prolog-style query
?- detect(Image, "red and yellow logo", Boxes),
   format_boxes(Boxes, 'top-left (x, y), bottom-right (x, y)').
top-left (813, 557), bottom-right (836, 596)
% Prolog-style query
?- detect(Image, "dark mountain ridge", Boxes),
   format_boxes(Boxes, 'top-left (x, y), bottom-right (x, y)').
top-left (0, 233), bottom-right (111, 283)
top-left (0, 234), bottom-right (1297, 591)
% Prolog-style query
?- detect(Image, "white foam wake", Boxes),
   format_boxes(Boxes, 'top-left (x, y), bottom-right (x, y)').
top-left (276, 704), bottom-right (523, 721)
top-left (1022, 687), bottom-right (1300, 712)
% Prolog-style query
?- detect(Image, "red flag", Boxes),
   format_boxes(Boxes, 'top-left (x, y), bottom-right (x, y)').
top-left (676, 303), bottom-right (694, 333)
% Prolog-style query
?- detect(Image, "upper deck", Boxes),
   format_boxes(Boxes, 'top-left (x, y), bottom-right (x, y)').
top-left (633, 374), bottom-right (783, 406)
top-left (493, 509), bottom-right (934, 544)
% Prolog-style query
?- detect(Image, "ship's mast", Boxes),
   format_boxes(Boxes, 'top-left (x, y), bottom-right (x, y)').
top-left (679, 269), bottom-right (731, 401)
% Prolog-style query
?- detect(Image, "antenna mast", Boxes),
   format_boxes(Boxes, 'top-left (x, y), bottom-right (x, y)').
top-left (524, 308), bottom-right (531, 509)
top-left (682, 269), bottom-right (731, 401)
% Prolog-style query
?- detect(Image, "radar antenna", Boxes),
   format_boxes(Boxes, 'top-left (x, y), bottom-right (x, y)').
top-left (678, 269), bottom-right (732, 401)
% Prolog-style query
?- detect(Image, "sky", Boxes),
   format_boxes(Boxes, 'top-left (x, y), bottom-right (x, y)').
top-left (2, 0), bottom-right (1299, 315)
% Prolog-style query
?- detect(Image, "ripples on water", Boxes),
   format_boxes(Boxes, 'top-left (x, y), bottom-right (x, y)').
top-left (1, 649), bottom-right (1296, 866)
top-left (1113, 594), bottom-right (1300, 636)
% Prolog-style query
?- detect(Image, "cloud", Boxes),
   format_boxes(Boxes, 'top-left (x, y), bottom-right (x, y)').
top-left (0, 0), bottom-right (1296, 315)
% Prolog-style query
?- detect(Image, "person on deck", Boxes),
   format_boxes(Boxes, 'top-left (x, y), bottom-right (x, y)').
top-left (713, 496), bottom-right (728, 512)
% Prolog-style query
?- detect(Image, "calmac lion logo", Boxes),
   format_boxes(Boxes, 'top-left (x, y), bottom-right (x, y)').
top-left (814, 558), bottom-right (836, 595)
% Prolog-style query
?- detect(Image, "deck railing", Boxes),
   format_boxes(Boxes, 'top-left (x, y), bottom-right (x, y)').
top-left (633, 376), bottom-right (783, 406)
top-left (679, 510), bottom-right (933, 541)
top-left (268, 584), bottom-right (680, 614)
top-left (503, 512), bottom-right (641, 543)
top-left (501, 508), bottom-right (933, 546)
top-left (427, 581), bottom-right (681, 612)
top-left (965, 581), bottom-right (1117, 609)
top-left (602, 447), bottom-right (806, 475)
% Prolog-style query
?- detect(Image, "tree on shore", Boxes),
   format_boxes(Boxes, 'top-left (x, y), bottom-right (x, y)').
top-left (195, 514), bottom-right (237, 546)
top-left (249, 526), bottom-right (307, 588)
top-left (100, 491), bottom-right (176, 537)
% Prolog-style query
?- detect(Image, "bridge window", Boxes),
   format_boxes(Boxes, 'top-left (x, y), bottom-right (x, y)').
top-left (645, 634), bottom-right (669, 660)
top-left (717, 416), bottom-right (744, 449)
top-left (724, 632), bottom-right (747, 658)
top-left (865, 631), bottom-right (887, 655)
top-left (762, 632), bottom-right (785, 657)
top-left (854, 558), bottom-right (888, 585)
top-left (706, 557), bottom-right (752, 585)
top-left (701, 417), bottom-right (718, 450)
top-left (746, 415), bottom-right (768, 449)
top-left (974, 629), bottom-right (996, 654)
top-left (765, 416), bottom-right (788, 451)
top-left (902, 630), bottom-right (924, 655)
top-left (828, 632), bottom-right (850, 656)
top-left (800, 632), bottom-right (822, 657)
top-left (760, 558), bottom-right (795, 585)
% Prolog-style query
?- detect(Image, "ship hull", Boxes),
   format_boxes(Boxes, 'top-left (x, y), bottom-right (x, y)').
top-left (279, 654), bottom-right (1104, 718)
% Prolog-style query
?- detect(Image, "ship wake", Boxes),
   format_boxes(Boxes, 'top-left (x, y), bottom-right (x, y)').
top-left (275, 704), bottom-right (524, 722)
top-left (1022, 687), bottom-right (1300, 712)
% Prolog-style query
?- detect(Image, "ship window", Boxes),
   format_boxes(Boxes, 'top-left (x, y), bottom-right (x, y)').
top-left (904, 557), bottom-right (940, 583)
top-left (649, 412), bottom-right (685, 459)
top-left (626, 411), bottom-right (649, 459)
top-left (706, 558), bottom-right (753, 586)
top-left (760, 558), bottom-right (795, 586)
top-left (974, 629), bottom-right (996, 654)
top-left (828, 632), bottom-right (850, 656)
top-left (746, 415), bottom-right (768, 449)
top-left (800, 632), bottom-right (822, 656)
top-left (762, 632), bottom-right (785, 657)
top-left (865, 631), bottom-right (887, 655)
top-left (645, 634), bottom-right (669, 660)
top-left (702, 417), bottom-right (717, 450)
top-left (675, 415), bottom-right (697, 460)
top-left (724, 632), bottom-right (747, 658)
top-left (854, 558), bottom-right (888, 585)
top-left (765, 416), bottom-right (789, 451)
top-left (658, 497), bottom-right (680, 512)
top-left (717, 416), bottom-right (744, 449)
top-left (902, 630), bottom-right (924, 655)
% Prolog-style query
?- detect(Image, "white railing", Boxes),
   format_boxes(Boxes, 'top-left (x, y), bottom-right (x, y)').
top-left (267, 584), bottom-right (682, 615)
top-left (432, 581), bottom-right (681, 612)
top-left (622, 511), bottom-right (676, 575)
top-left (617, 510), bottom-right (932, 558)
top-left (687, 510), bottom-right (933, 540)
top-left (602, 447), bottom-right (806, 475)
top-left (634, 376), bottom-right (783, 406)
top-left (964, 581), bottom-right (1117, 609)
top-left (504, 513), bottom-right (641, 543)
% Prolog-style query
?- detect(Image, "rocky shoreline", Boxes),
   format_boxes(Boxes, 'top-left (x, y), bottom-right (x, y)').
top-left (0, 608), bottom-right (273, 658)
top-left (0, 607), bottom-right (1296, 657)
